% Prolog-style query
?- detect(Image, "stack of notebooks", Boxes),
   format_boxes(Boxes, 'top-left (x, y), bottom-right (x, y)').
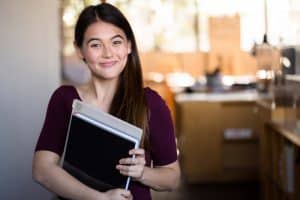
top-left (60, 100), bottom-right (142, 192)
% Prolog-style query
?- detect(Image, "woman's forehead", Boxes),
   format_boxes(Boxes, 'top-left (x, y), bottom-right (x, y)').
top-left (84, 21), bottom-right (126, 41)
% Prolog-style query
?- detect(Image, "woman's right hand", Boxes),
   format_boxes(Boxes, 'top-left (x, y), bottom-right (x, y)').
top-left (103, 188), bottom-right (132, 200)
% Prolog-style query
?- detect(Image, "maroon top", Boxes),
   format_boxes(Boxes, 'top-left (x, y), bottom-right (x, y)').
top-left (35, 85), bottom-right (177, 200)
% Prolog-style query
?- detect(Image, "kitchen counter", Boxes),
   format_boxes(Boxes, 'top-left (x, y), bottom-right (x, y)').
top-left (175, 89), bottom-right (263, 183)
top-left (176, 90), bottom-right (270, 102)
top-left (269, 121), bottom-right (300, 147)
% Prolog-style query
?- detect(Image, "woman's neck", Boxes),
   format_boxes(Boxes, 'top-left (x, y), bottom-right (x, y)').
top-left (79, 76), bottom-right (119, 112)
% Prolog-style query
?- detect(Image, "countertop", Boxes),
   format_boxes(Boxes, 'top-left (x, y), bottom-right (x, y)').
top-left (269, 121), bottom-right (300, 147)
top-left (175, 90), bottom-right (271, 102)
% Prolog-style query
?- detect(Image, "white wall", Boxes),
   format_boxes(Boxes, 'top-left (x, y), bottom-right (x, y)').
top-left (0, 0), bottom-right (60, 199)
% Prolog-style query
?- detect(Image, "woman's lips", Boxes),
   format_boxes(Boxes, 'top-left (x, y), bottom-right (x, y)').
top-left (100, 61), bottom-right (117, 67)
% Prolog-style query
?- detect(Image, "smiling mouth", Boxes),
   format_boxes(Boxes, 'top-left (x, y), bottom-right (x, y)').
top-left (100, 61), bottom-right (117, 67)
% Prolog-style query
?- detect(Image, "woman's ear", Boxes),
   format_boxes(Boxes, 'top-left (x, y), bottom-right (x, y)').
top-left (127, 41), bottom-right (132, 54)
top-left (74, 42), bottom-right (85, 62)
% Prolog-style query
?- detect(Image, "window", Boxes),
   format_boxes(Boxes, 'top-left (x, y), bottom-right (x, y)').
top-left (62, 0), bottom-right (300, 54)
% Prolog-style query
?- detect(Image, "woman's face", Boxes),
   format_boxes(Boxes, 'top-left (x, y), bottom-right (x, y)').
top-left (77, 21), bottom-right (131, 80)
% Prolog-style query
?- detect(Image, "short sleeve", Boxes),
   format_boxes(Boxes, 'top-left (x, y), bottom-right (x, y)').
top-left (35, 86), bottom-right (73, 156)
top-left (146, 88), bottom-right (177, 166)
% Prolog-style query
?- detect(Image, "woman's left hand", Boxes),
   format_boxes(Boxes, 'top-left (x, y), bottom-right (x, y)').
top-left (116, 148), bottom-right (146, 182)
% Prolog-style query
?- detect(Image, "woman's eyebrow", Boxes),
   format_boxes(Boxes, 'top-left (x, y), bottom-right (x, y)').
top-left (87, 38), bottom-right (101, 44)
top-left (111, 34), bottom-right (125, 40)
top-left (86, 34), bottom-right (125, 44)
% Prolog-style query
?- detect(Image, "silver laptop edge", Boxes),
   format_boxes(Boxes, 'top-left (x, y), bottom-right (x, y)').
top-left (72, 99), bottom-right (142, 142)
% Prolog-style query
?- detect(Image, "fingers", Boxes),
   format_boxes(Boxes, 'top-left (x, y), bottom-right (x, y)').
top-left (118, 148), bottom-right (145, 165)
top-left (119, 157), bottom-right (145, 165)
top-left (116, 148), bottom-right (146, 180)
top-left (116, 163), bottom-right (145, 179)
top-left (129, 148), bottom-right (145, 156)
top-left (105, 188), bottom-right (132, 200)
top-left (116, 164), bottom-right (138, 175)
top-left (120, 189), bottom-right (132, 198)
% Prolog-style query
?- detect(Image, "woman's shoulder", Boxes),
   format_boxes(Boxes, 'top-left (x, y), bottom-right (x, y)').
top-left (50, 85), bottom-right (79, 102)
top-left (54, 85), bottom-right (76, 93)
top-left (144, 87), bottom-right (168, 110)
top-left (144, 87), bottom-right (162, 102)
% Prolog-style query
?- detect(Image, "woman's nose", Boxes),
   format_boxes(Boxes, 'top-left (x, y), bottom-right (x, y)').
top-left (102, 45), bottom-right (113, 58)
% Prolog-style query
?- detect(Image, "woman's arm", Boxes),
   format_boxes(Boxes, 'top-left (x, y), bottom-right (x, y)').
top-left (117, 148), bottom-right (180, 191)
top-left (33, 150), bottom-right (132, 200)
top-left (139, 161), bottom-right (180, 191)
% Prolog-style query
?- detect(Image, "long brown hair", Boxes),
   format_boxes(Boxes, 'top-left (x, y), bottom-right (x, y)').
top-left (74, 3), bottom-right (149, 148)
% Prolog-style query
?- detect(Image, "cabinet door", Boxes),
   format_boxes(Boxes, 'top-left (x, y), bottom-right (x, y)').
top-left (220, 102), bottom-right (259, 181)
top-left (177, 101), bottom-right (221, 182)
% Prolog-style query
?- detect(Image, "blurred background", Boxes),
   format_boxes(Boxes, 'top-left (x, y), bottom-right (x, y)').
top-left (1, 0), bottom-right (300, 199)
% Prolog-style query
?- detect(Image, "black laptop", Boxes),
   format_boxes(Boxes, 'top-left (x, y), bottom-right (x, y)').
top-left (60, 100), bottom-right (142, 192)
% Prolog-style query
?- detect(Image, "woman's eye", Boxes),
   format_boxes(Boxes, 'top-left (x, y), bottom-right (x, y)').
top-left (90, 43), bottom-right (101, 48)
top-left (112, 40), bottom-right (122, 46)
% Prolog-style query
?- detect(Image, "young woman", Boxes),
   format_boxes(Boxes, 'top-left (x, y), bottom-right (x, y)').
top-left (32, 3), bottom-right (180, 200)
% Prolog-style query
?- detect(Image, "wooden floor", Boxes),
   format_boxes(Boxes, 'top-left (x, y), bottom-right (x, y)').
top-left (151, 181), bottom-right (260, 200)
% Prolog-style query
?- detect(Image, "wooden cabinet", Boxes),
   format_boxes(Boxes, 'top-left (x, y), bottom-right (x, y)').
top-left (221, 101), bottom-right (259, 181)
top-left (256, 100), bottom-right (299, 200)
top-left (176, 101), bottom-right (221, 182)
top-left (261, 122), bottom-right (300, 200)
top-left (257, 100), bottom-right (287, 182)
top-left (176, 96), bottom-right (259, 183)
